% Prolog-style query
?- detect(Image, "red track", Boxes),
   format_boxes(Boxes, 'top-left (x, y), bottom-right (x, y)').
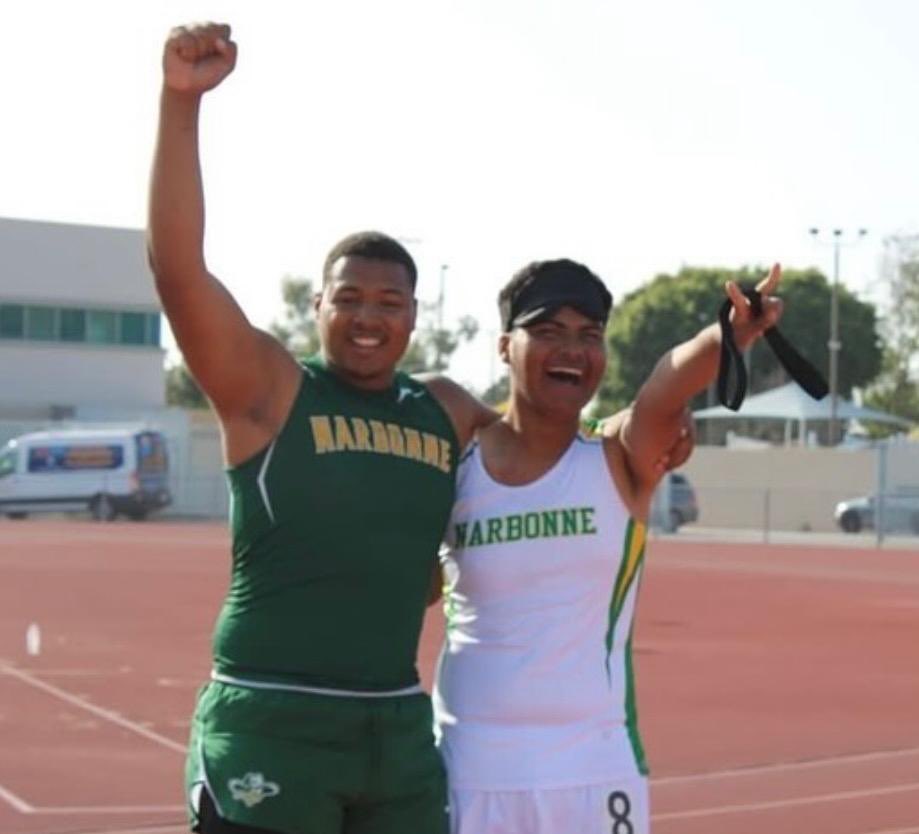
top-left (1, 521), bottom-right (917, 833)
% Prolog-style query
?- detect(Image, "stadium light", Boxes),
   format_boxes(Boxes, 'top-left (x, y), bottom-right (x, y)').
top-left (808, 227), bottom-right (868, 445)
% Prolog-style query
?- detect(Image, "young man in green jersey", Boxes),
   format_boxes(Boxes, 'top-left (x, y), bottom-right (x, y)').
top-left (149, 23), bottom-right (691, 834)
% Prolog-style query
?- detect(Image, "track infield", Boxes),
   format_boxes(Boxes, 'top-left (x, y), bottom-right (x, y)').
top-left (1, 520), bottom-right (917, 834)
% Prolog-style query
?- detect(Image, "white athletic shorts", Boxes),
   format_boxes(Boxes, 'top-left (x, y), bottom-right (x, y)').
top-left (448, 776), bottom-right (649, 834)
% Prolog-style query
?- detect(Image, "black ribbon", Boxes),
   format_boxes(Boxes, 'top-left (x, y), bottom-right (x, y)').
top-left (717, 287), bottom-right (828, 411)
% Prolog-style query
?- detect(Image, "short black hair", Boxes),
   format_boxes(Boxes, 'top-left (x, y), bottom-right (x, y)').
top-left (498, 258), bottom-right (612, 331)
top-left (322, 231), bottom-right (417, 289)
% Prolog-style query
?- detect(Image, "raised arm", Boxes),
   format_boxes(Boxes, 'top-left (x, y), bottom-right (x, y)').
top-left (619, 264), bottom-right (783, 496)
top-left (148, 23), bottom-right (299, 460)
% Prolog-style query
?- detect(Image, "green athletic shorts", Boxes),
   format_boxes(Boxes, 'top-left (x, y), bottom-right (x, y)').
top-left (186, 681), bottom-right (448, 834)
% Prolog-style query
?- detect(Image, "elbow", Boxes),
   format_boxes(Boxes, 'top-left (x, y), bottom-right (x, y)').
top-left (145, 232), bottom-right (205, 297)
top-left (146, 240), bottom-right (175, 299)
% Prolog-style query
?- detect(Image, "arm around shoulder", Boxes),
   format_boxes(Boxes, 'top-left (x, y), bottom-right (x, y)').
top-left (421, 375), bottom-right (498, 449)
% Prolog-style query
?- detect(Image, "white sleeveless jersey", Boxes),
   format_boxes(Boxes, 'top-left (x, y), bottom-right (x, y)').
top-left (433, 435), bottom-right (648, 791)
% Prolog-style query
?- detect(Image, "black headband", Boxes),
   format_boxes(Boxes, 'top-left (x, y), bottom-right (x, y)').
top-left (501, 270), bottom-right (612, 332)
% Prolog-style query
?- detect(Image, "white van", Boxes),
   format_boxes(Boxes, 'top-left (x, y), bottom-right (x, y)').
top-left (0, 428), bottom-right (172, 521)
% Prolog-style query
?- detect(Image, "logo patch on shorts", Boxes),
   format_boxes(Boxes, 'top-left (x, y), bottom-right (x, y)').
top-left (228, 772), bottom-right (281, 808)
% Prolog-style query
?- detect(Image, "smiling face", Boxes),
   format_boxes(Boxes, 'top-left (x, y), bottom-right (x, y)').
top-left (315, 255), bottom-right (417, 390)
top-left (501, 305), bottom-right (608, 419)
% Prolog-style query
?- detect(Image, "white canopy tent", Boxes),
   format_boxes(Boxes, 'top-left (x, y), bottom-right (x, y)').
top-left (693, 382), bottom-right (912, 445)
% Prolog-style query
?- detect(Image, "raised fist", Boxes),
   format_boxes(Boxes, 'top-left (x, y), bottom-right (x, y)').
top-left (163, 23), bottom-right (237, 95)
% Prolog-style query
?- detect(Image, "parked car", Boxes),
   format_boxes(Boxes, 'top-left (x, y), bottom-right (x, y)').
top-left (650, 471), bottom-right (700, 532)
top-left (835, 487), bottom-right (919, 534)
top-left (0, 428), bottom-right (171, 521)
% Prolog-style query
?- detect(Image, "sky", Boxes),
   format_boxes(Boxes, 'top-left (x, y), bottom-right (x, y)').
top-left (2, 0), bottom-right (919, 392)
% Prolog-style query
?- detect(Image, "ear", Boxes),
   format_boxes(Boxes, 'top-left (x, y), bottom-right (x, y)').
top-left (312, 290), bottom-right (323, 316)
top-left (498, 332), bottom-right (511, 365)
top-left (409, 298), bottom-right (418, 331)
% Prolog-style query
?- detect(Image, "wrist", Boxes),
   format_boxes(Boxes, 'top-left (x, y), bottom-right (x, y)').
top-left (159, 86), bottom-right (203, 128)
top-left (161, 85), bottom-right (204, 110)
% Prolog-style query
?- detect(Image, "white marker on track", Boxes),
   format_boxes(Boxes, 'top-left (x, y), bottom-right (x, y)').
top-left (26, 623), bottom-right (41, 656)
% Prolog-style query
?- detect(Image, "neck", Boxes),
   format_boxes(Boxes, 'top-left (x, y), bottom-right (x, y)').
top-left (320, 353), bottom-right (395, 391)
top-left (477, 395), bottom-right (582, 487)
top-left (501, 396), bottom-right (581, 455)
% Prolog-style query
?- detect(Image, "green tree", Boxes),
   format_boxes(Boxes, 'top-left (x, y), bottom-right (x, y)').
top-left (165, 362), bottom-right (208, 408)
top-left (864, 235), bottom-right (919, 429)
top-left (400, 304), bottom-right (479, 375)
top-left (270, 275), bottom-right (320, 358)
top-left (480, 373), bottom-right (510, 408)
top-left (595, 266), bottom-right (883, 415)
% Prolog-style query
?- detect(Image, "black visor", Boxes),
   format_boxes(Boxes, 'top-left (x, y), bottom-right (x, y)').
top-left (500, 265), bottom-right (613, 331)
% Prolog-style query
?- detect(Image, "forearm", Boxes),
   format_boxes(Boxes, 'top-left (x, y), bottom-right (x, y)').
top-left (147, 89), bottom-right (207, 285)
top-left (618, 324), bottom-right (719, 487)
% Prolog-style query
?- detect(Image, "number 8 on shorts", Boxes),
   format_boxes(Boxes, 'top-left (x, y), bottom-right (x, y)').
top-left (608, 790), bottom-right (634, 834)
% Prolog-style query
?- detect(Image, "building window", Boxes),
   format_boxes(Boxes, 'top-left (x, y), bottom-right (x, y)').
top-left (120, 312), bottom-right (146, 345)
top-left (87, 310), bottom-right (117, 344)
top-left (26, 306), bottom-right (57, 340)
top-left (0, 304), bottom-right (24, 338)
top-left (147, 314), bottom-right (161, 347)
top-left (1, 303), bottom-right (160, 347)
top-left (60, 308), bottom-right (86, 342)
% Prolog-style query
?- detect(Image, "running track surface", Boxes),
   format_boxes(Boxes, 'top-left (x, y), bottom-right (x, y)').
top-left (1, 520), bottom-right (917, 834)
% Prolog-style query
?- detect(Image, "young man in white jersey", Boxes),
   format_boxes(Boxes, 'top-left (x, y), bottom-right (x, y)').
top-left (434, 258), bottom-right (783, 834)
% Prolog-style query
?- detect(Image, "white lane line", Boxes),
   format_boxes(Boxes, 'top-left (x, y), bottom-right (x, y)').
top-left (0, 782), bottom-right (34, 813)
top-left (652, 745), bottom-right (919, 784)
top-left (859, 827), bottom-right (919, 834)
top-left (0, 662), bottom-right (187, 754)
top-left (652, 780), bottom-right (919, 821)
top-left (653, 554), bottom-right (919, 585)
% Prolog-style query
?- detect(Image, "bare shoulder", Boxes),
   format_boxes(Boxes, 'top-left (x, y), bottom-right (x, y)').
top-left (417, 374), bottom-right (498, 448)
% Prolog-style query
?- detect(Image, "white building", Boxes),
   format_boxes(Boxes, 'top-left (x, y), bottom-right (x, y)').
top-left (0, 218), bottom-right (229, 519)
top-left (0, 216), bottom-right (165, 418)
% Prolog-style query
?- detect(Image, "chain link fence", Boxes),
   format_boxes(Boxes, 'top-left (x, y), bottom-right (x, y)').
top-left (650, 440), bottom-right (919, 548)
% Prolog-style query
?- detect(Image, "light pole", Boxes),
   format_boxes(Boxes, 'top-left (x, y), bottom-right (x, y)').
top-left (435, 264), bottom-right (448, 371)
top-left (808, 227), bottom-right (867, 445)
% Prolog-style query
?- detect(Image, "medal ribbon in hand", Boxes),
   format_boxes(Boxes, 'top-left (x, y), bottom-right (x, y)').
top-left (717, 276), bottom-right (828, 412)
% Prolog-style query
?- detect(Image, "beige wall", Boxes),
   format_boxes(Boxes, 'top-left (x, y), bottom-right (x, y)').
top-left (180, 411), bottom-right (229, 517)
top-left (680, 446), bottom-right (879, 532)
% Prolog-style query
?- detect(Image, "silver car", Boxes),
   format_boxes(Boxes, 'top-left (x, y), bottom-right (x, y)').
top-left (651, 472), bottom-right (700, 532)
top-left (835, 487), bottom-right (919, 534)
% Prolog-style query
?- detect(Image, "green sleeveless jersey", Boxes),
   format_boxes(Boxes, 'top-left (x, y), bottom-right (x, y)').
top-left (212, 357), bottom-right (459, 692)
